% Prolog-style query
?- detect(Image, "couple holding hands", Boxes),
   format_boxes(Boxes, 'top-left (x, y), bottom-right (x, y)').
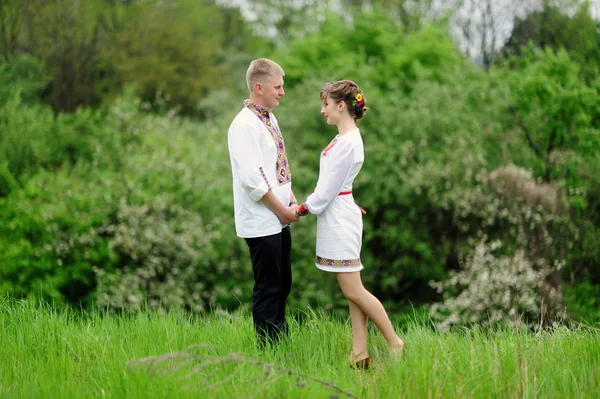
top-left (228, 58), bottom-right (405, 369)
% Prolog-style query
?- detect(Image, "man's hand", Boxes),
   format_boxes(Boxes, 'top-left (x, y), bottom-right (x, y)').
top-left (260, 190), bottom-right (300, 224)
top-left (278, 205), bottom-right (299, 224)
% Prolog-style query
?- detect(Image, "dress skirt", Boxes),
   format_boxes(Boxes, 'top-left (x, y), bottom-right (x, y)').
top-left (315, 194), bottom-right (364, 273)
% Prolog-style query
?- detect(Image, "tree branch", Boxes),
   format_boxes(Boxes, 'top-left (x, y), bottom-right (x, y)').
top-left (0, 0), bottom-right (11, 62)
top-left (128, 345), bottom-right (360, 398)
top-left (512, 108), bottom-right (543, 160)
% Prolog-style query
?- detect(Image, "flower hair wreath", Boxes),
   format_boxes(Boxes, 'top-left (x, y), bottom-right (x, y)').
top-left (352, 93), bottom-right (365, 109)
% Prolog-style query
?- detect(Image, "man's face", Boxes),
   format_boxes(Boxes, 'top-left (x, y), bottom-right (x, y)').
top-left (259, 75), bottom-right (285, 110)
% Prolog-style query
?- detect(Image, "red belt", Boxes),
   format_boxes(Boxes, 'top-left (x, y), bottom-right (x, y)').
top-left (338, 191), bottom-right (366, 214)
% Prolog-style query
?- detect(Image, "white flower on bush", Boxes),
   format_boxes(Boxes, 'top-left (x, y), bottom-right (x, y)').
top-left (430, 239), bottom-right (563, 330)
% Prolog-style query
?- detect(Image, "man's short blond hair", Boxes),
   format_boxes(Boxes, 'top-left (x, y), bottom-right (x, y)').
top-left (246, 58), bottom-right (285, 92)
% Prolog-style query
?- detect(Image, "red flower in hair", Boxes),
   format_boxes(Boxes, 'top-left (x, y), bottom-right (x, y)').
top-left (352, 93), bottom-right (365, 109)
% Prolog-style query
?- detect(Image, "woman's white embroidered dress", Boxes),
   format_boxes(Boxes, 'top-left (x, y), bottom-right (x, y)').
top-left (304, 128), bottom-right (364, 273)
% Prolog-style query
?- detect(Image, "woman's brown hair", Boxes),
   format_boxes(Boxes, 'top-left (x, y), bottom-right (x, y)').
top-left (320, 80), bottom-right (369, 120)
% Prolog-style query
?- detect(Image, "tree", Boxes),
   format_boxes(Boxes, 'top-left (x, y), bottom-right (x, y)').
top-left (503, 46), bottom-right (600, 285)
top-left (368, 0), bottom-right (456, 31)
top-left (502, 0), bottom-right (600, 80)
top-left (103, 0), bottom-right (226, 115)
top-left (505, 47), bottom-right (598, 182)
top-left (242, 0), bottom-right (447, 42)
top-left (20, 0), bottom-right (108, 111)
top-left (0, 0), bottom-right (25, 62)
top-left (451, 0), bottom-right (529, 68)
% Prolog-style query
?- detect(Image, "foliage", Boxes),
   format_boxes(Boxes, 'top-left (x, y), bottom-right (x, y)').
top-left (563, 280), bottom-right (600, 323)
top-left (0, 58), bottom-right (123, 198)
top-left (502, 47), bottom-right (600, 283)
top-left (0, 0), bottom-right (26, 62)
top-left (103, 0), bottom-right (224, 115)
top-left (19, 0), bottom-right (109, 111)
top-left (0, 88), bottom-right (338, 311)
top-left (502, 0), bottom-right (600, 81)
top-left (430, 163), bottom-right (572, 329)
top-left (426, 47), bottom-right (600, 326)
top-left (93, 199), bottom-right (225, 312)
top-left (504, 47), bottom-right (600, 181)
top-left (274, 11), bottom-right (598, 323)
top-left (430, 240), bottom-right (564, 330)
top-left (0, 54), bottom-right (48, 104)
top-left (1, 4), bottom-right (600, 326)
top-left (0, 92), bottom-right (51, 196)
top-left (0, 0), bottom-right (263, 115)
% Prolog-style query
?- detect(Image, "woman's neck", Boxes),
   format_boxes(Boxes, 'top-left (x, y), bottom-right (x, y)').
top-left (336, 118), bottom-right (357, 136)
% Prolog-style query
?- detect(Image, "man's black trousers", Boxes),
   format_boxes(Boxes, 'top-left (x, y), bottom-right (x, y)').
top-left (244, 226), bottom-right (292, 346)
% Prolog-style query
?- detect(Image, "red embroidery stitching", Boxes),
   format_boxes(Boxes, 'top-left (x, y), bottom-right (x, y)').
top-left (322, 137), bottom-right (338, 157)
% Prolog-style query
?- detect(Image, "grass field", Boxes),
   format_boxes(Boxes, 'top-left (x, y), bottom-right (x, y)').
top-left (0, 298), bottom-right (598, 398)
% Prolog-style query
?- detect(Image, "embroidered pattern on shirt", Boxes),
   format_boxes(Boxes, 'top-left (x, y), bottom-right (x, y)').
top-left (322, 137), bottom-right (339, 157)
top-left (244, 100), bottom-right (291, 184)
top-left (316, 256), bottom-right (361, 267)
top-left (259, 167), bottom-right (271, 189)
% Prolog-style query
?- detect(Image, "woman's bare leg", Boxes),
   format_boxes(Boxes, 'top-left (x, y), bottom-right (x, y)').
top-left (348, 300), bottom-right (368, 361)
top-left (336, 271), bottom-right (405, 354)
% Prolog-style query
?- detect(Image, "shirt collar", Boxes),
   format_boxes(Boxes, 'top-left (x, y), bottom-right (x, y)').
top-left (244, 100), bottom-right (270, 118)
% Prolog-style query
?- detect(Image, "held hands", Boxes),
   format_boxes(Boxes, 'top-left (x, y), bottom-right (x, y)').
top-left (260, 191), bottom-right (300, 224)
top-left (277, 204), bottom-right (300, 225)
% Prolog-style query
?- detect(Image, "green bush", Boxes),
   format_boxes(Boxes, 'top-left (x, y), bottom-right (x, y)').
top-left (272, 14), bottom-right (597, 324)
top-left (0, 93), bottom-right (52, 196)
top-left (563, 281), bottom-right (600, 323)
top-left (0, 88), bottom-right (339, 311)
top-left (0, 55), bottom-right (49, 105)
top-left (0, 56), bottom-right (126, 197)
top-left (430, 240), bottom-right (564, 330)
top-left (0, 168), bottom-right (114, 302)
top-left (2, 9), bottom-right (599, 326)
top-left (430, 164), bottom-right (571, 329)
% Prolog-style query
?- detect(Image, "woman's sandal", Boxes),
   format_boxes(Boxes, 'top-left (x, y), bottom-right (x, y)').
top-left (350, 356), bottom-right (371, 370)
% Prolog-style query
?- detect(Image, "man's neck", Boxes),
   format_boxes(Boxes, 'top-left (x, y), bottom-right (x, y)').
top-left (248, 95), bottom-right (270, 111)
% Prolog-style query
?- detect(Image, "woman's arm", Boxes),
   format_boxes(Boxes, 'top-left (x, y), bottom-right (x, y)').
top-left (298, 141), bottom-right (354, 216)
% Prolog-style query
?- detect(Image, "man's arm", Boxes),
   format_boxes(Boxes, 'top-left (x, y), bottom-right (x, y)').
top-left (289, 190), bottom-right (298, 206)
top-left (260, 190), bottom-right (299, 224)
top-left (228, 122), bottom-right (271, 201)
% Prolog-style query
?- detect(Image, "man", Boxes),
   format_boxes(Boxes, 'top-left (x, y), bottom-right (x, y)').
top-left (227, 58), bottom-right (299, 347)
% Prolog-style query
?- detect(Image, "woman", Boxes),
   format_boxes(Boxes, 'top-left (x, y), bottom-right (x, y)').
top-left (296, 80), bottom-right (405, 369)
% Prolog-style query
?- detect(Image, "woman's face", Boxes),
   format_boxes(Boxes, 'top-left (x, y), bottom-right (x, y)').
top-left (320, 95), bottom-right (344, 125)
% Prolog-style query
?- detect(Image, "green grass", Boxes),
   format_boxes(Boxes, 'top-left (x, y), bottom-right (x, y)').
top-left (0, 298), bottom-right (598, 398)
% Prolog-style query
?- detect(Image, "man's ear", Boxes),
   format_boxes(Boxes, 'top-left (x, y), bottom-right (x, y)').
top-left (254, 82), bottom-right (262, 95)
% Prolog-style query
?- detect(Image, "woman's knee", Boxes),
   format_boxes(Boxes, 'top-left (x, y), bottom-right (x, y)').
top-left (337, 273), bottom-right (366, 302)
top-left (340, 287), bottom-right (364, 303)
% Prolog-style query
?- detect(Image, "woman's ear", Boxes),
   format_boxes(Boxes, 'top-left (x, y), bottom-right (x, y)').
top-left (338, 101), bottom-right (346, 113)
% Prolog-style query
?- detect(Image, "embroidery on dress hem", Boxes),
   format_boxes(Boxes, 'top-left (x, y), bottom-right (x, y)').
top-left (316, 256), bottom-right (361, 267)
